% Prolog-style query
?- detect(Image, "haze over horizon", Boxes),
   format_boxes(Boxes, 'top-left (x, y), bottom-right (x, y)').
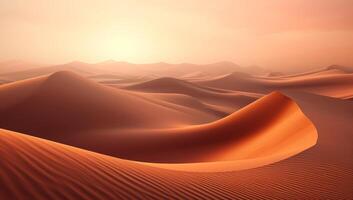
top-left (1, 2), bottom-right (353, 198)
top-left (1, 0), bottom-right (353, 71)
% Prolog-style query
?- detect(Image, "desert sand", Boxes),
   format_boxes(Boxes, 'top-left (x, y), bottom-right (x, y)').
top-left (0, 64), bottom-right (353, 199)
top-left (196, 70), bottom-right (353, 99)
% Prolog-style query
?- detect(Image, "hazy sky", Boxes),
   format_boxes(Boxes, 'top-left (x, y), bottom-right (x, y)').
top-left (1, 0), bottom-right (353, 71)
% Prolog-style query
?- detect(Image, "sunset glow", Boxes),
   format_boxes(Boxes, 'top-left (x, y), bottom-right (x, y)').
top-left (1, 0), bottom-right (353, 71)
top-left (1, 1), bottom-right (353, 199)
top-left (0, 0), bottom-right (353, 68)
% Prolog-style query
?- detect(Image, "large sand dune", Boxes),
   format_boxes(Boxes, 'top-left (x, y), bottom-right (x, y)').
top-left (72, 92), bottom-right (317, 167)
top-left (1, 66), bottom-right (352, 199)
top-left (0, 107), bottom-right (351, 200)
top-left (0, 71), bottom-right (218, 140)
top-left (0, 72), bottom-right (318, 168)
top-left (126, 77), bottom-right (260, 111)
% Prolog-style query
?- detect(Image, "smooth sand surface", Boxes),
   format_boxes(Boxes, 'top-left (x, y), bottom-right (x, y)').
top-left (0, 61), bottom-right (241, 82)
top-left (0, 71), bottom-right (221, 139)
top-left (0, 72), bottom-right (318, 168)
top-left (68, 92), bottom-right (317, 167)
top-left (126, 77), bottom-right (260, 111)
top-left (197, 70), bottom-right (353, 99)
top-left (0, 68), bottom-right (352, 199)
top-left (0, 102), bottom-right (352, 200)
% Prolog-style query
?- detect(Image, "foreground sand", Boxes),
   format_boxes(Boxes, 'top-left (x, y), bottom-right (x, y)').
top-left (0, 119), bottom-right (351, 200)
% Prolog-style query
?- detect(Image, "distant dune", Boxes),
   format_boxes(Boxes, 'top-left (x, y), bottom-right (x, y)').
top-left (0, 60), bottom-right (44, 74)
top-left (0, 61), bottom-right (244, 81)
top-left (0, 71), bottom-right (218, 141)
top-left (197, 70), bottom-right (353, 99)
top-left (2, 61), bottom-right (352, 99)
top-left (280, 65), bottom-right (353, 78)
top-left (144, 93), bottom-right (231, 117)
top-left (0, 74), bottom-right (318, 170)
top-left (1, 64), bottom-right (353, 199)
top-left (0, 61), bottom-right (103, 81)
top-left (126, 77), bottom-right (260, 111)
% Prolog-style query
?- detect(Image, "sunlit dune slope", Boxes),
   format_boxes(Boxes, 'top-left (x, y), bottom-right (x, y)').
top-left (0, 122), bottom-right (351, 200)
top-left (0, 76), bottom-right (317, 170)
top-left (78, 92), bottom-right (317, 168)
top-left (0, 71), bottom-right (217, 139)
top-left (0, 71), bottom-right (317, 170)
top-left (0, 74), bottom-right (352, 199)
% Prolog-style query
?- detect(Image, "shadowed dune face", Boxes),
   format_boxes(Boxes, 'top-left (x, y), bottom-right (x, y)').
top-left (80, 92), bottom-right (317, 169)
top-left (125, 77), bottom-right (260, 110)
top-left (144, 93), bottom-right (232, 118)
top-left (1, 67), bottom-right (353, 199)
top-left (0, 71), bottom-right (220, 140)
top-left (0, 91), bottom-right (351, 199)
top-left (1, 61), bottom-right (352, 99)
top-left (0, 71), bottom-right (318, 171)
top-left (0, 124), bottom-right (350, 199)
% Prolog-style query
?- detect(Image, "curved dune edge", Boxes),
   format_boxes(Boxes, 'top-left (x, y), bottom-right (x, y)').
top-left (0, 92), bottom-right (318, 173)
top-left (1, 99), bottom-right (352, 199)
top-left (137, 146), bottom-right (314, 172)
top-left (0, 126), bottom-right (316, 175)
top-left (134, 92), bottom-right (318, 172)
top-left (0, 71), bottom-right (318, 168)
top-left (83, 92), bottom-right (317, 170)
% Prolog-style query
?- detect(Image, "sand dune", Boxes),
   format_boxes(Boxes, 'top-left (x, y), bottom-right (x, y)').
top-left (0, 61), bottom-right (240, 82)
top-left (2, 61), bottom-right (351, 99)
top-left (197, 71), bottom-right (353, 99)
top-left (0, 60), bottom-right (267, 83)
top-left (0, 61), bottom-right (105, 81)
top-left (0, 76), bottom-right (318, 170)
top-left (0, 79), bottom-right (9, 84)
top-left (73, 92), bottom-right (317, 167)
top-left (0, 60), bottom-right (44, 74)
top-left (1, 66), bottom-right (352, 199)
top-left (279, 65), bottom-right (353, 78)
top-left (1, 102), bottom-right (352, 200)
top-left (144, 93), bottom-right (231, 117)
top-left (94, 61), bottom-right (247, 78)
top-left (88, 73), bottom-right (127, 81)
top-left (0, 71), bottom-right (218, 141)
top-left (126, 77), bottom-right (260, 110)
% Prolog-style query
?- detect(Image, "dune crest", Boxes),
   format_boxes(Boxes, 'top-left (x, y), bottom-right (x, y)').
top-left (88, 92), bottom-right (318, 172)
top-left (125, 76), bottom-right (260, 111)
top-left (0, 71), bottom-right (317, 171)
top-left (1, 69), bottom-right (353, 199)
top-left (197, 70), bottom-right (353, 99)
top-left (0, 71), bottom-right (218, 140)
